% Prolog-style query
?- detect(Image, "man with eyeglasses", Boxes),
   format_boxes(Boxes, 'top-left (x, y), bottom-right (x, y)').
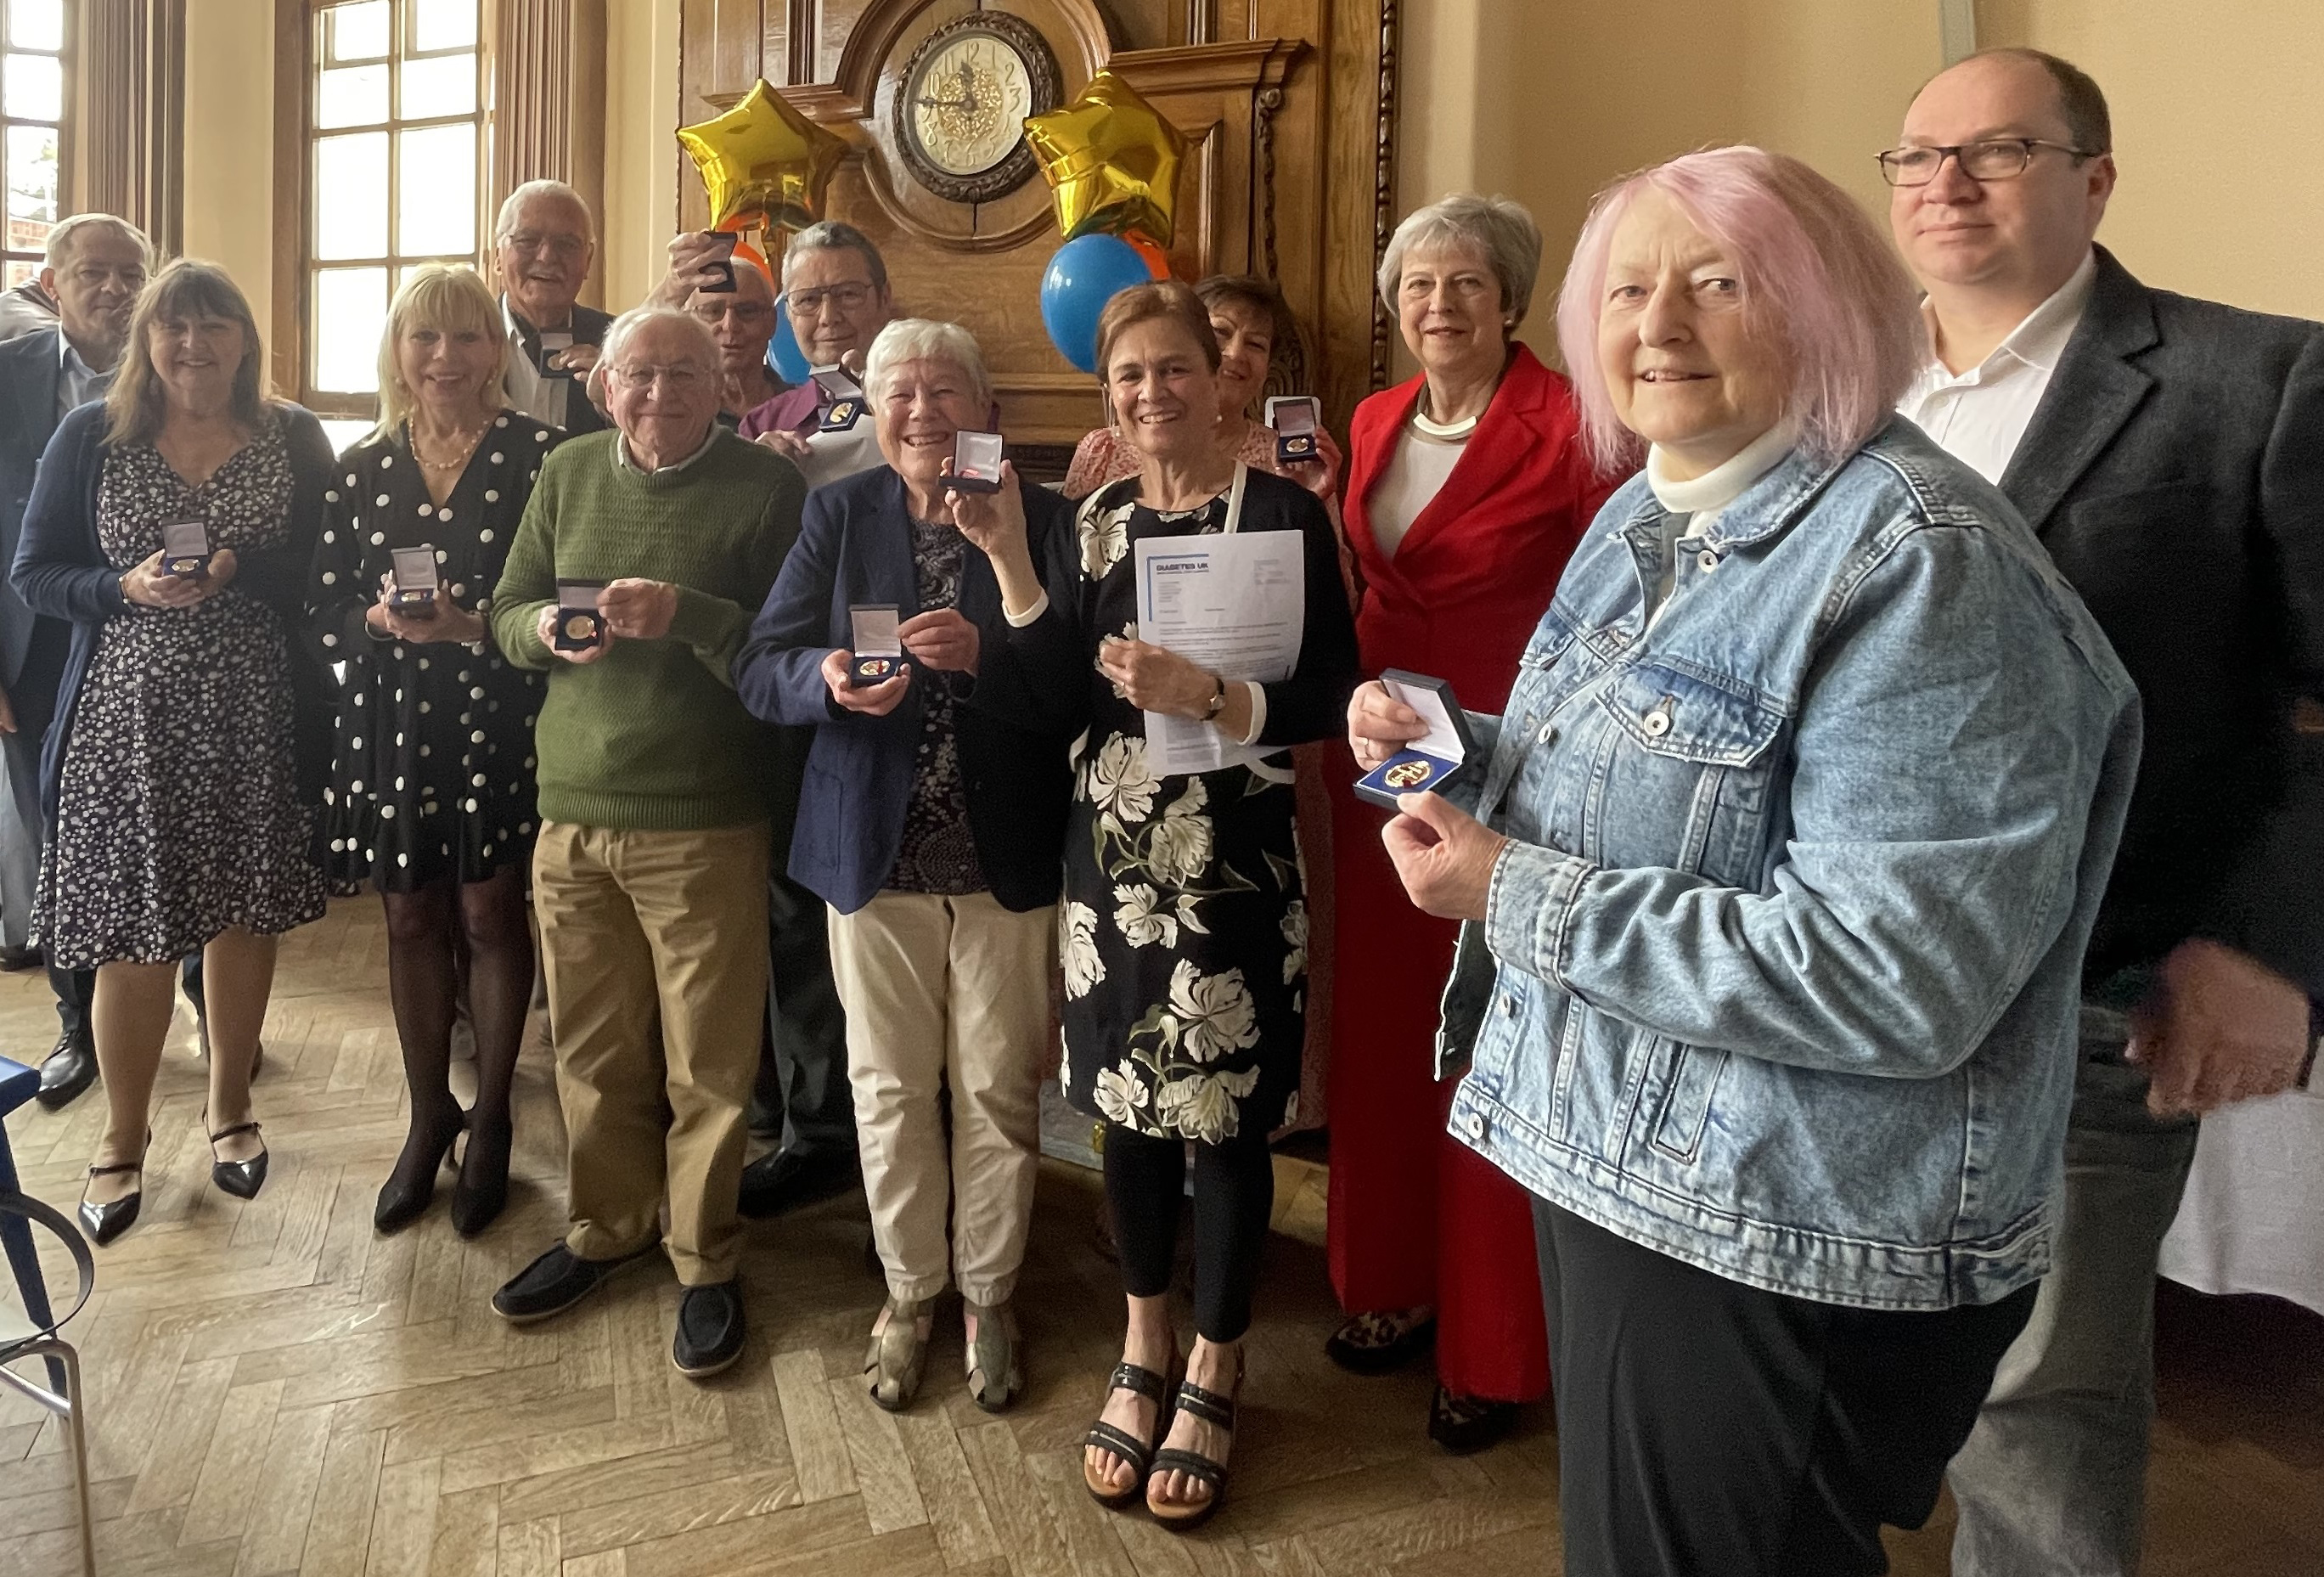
top-left (494, 179), bottom-right (612, 436)
top-left (1886, 48), bottom-right (2324, 1577)
top-left (488, 306), bottom-right (808, 1377)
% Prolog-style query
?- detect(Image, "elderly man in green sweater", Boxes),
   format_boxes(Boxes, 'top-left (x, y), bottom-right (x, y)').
top-left (487, 304), bottom-right (807, 1378)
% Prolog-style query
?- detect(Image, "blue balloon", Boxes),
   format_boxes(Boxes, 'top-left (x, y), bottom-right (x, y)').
top-left (768, 295), bottom-right (812, 385)
top-left (1040, 234), bottom-right (1154, 375)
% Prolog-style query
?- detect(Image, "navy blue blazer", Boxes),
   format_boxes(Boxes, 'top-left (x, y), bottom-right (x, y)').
top-left (0, 327), bottom-right (70, 691)
top-left (735, 465), bottom-right (1073, 915)
top-left (10, 401), bottom-right (340, 825)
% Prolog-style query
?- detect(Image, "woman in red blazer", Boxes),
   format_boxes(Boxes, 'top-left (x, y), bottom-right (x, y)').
top-left (1325, 194), bottom-right (1623, 1451)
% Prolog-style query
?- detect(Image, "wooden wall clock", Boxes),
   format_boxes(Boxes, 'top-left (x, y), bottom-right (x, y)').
top-left (889, 11), bottom-right (1062, 206)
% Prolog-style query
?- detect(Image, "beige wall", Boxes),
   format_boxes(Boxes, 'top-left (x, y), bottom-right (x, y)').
top-left (600, 0), bottom-right (683, 313)
top-left (181, 0), bottom-right (279, 344)
top-left (1979, 0), bottom-right (2324, 319)
top-left (1398, 0), bottom-right (2324, 375)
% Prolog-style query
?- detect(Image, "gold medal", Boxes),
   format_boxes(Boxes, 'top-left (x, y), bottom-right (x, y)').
top-left (1384, 759), bottom-right (1432, 790)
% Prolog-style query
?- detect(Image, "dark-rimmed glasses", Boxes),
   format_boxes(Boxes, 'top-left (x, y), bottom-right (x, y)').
top-left (1877, 138), bottom-right (2100, 188)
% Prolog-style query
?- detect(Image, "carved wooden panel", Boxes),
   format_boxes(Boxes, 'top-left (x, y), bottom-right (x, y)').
top-left (676, 0), bottom-right (1391, 445)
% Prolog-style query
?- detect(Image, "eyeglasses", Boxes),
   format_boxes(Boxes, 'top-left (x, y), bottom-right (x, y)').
top-left (1877, 138), bottom-right (2100, 187)
top-left (609, 363), bottom-right (706, 391)
top-left (786, 283), bottom-right (874, 318)
top-left (503, 231), bottom-right (589, 259)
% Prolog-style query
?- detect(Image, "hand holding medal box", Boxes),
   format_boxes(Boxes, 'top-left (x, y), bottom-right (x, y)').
top-left (160, 520), bottom-right (212, 578)
top-left (1354, 669), bottom-right (1477, 809)
top-left (1265, 395), bottom-right (1323, 468)
top-left (847, 603), bottom-right (903, 687)
top-left (552, 578), bottom-right (608, 651)
top-left (812, 364), bottom-right (864, 433)
top-left (389, 546), bottom-right (441, 618)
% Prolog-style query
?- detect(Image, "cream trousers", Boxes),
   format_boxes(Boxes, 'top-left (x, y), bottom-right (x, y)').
top-left (828, 890), bottom-right (1055, 1305)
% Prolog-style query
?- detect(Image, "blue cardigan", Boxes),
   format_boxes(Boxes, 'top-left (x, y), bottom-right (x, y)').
top-left (734, 465), bottom-right (1074, 915)
top-left (9, 400), bottom-right (340, 824)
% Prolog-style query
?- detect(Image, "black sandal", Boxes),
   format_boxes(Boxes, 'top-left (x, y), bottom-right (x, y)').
top-left (1082, 1357), bottom-right (1174, 1510)
top-left (1148, 1355), bottom-right (1243, 1533)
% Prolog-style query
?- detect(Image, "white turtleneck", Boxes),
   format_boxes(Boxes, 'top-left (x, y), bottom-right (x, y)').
top-left (1640, 425), bottom-right (1795, 627)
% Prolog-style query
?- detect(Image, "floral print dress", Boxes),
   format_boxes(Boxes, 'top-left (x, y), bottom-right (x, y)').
top-left (1041, 470), bottom-right (1358, 1145)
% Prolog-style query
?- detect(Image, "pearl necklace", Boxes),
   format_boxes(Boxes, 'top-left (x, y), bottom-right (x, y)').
top-left (412, 420), bottom-right (490, 475)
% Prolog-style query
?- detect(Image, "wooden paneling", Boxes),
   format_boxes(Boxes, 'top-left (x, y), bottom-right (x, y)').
top-left (676, 0), bottom-right (1393, 445)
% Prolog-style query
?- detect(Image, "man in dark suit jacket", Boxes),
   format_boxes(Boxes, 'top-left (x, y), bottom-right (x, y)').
top-left (0, 213), bottom-right (151, 1106)
top-left (493, 179), bottom-right (613, 436)
top-left (1889, 50), bottom-right (2324, 1577)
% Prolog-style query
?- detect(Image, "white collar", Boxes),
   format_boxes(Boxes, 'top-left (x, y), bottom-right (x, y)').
top-left (58, 333), bottom-right (99, 377)
top-left (1919, 250), bottom-right (2097, 386)
top-left (1646, 423), bottom-right (1796, 517)
top-left (613, 424), bottom-right (721, 476)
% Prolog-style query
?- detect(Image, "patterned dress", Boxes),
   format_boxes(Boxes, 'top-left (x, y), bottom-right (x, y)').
top-left (40, 420), bottom-right (326, 968)
top-left (1045, 470), bottom-right (1359, 1144)
top-left (887, 516), bottom-right (983, 894)
top-left (308, 414), bottom-right (559, 891)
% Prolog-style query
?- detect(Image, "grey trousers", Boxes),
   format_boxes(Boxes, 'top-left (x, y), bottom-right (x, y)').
top-left (1947, 1043), bottom-right (2199, 1577)
top-left (0, 719), bottom-right (40, 948)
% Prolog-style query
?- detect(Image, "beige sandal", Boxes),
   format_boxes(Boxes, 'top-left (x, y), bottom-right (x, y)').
top-left (964, 1298), bottom-right (1022, 1413)
top-left (864, 1295), bottom-right (934, 1412)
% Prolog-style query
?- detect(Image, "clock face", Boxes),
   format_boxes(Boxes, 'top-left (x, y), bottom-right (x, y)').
top-left (888, 13), bottom-right (1059, 206)
top-left (904, 31), bottom-right (1034, 177)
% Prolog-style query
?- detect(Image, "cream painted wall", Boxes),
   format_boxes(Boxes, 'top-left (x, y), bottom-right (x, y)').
top-left (600, 0), bottom-right (683, 313)
top-left (181, 0), bottom-right (279, 342)
top-left (1979, 0), bottom-right (2324, 319)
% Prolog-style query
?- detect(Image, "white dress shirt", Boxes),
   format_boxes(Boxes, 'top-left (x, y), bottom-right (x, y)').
top-left (502, 296), bottom-right (572, 430)
top-left (56, 334), bottom-right (109, 420)
top-left (1897, 250), bottom-right (2097, 484)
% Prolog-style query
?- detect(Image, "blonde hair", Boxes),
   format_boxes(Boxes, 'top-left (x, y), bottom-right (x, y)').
top-left (102, 260), bottom-right (273, 448)
top-left (373, 264), bottom-right (509, 439)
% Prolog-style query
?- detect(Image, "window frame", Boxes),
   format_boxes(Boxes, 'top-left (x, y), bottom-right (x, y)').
top-left (1, 0), bottom-right (73, 290)
top-left (284, 0), bottom-right (488, 429)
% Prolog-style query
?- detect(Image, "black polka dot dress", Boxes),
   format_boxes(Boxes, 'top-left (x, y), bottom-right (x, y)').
top-left (307, 414), bottom-right (559, 892)
top-left (39, 420), bottom-right (327, 968)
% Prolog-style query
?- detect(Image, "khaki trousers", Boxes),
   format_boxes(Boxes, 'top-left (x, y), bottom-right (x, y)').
top-left (533, 820), bottom-right (771, 1285)
top-left (828, 890), bottom-right (1054, 1305)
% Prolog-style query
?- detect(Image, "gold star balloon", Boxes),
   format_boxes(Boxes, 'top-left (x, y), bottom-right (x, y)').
top-left (677, 79), bottom-right (849, 232)
top-left (1024, 71), bottom-right (1188, 245)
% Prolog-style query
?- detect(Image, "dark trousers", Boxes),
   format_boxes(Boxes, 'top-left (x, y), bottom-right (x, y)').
top-left (1106, 1123), bottom-right (1275, 1343)
top-left (1533, 1198), bottom-right (2037, 1577)
top-left (752, 868), bottom-right (852, 1160)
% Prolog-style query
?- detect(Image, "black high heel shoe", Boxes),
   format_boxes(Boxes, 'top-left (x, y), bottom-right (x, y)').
top-left (374, 1112), bottom-right (466, 1234)
top-left (78, 1129), bottom-right (152, 1247)
top-left (205, 1116), bottom-right (269, 1200)
top-left (447, 1113), bottom-right (510, 1238)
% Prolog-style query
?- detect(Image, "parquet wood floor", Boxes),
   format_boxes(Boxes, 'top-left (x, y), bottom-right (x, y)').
top-left (1, 896), bottom-right (2317, 1575)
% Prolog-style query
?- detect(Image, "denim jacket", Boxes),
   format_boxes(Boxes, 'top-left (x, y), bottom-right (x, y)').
top-left (1438, 419), bottom-right (2141, 1310)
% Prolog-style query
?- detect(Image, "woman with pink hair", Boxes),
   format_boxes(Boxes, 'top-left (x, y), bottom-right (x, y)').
top-left (1348, 147), bottom-right (2142, 1573)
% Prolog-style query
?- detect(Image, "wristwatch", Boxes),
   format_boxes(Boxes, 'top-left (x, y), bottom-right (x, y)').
top-left (1202, 675), bottom-right (1227, 718)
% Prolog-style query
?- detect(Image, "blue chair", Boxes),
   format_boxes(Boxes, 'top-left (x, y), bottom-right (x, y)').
top-left (1, 1054), bottom-right (99, 1576)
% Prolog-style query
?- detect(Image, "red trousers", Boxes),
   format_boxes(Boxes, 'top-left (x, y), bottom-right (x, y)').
top-left (1325, 768), bottom-right (1550, 1402)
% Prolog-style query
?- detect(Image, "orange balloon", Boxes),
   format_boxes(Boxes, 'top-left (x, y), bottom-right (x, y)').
top-left (729, 238), bottom-right (775, 290)
top-left (1123, 231), bottom-right (1171, 279)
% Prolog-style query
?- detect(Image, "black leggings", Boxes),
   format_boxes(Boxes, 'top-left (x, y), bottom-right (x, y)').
top-left (1104, 1122), bottom-right (1275, 1343)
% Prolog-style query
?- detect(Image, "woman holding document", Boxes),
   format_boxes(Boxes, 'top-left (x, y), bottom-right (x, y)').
top-left (958, 279), bottom-right (1356, 1529)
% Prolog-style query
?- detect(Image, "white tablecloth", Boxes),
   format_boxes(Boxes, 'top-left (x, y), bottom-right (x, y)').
top-left (2158, 1085), bottom-right (2324, 1315)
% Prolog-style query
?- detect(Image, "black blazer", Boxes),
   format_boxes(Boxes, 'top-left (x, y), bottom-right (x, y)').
top-left (9, 402), bottom-right (340, 825)
top-left (507, 298), bottom-right (614, 436)
top-left (0, 327), bottom-right (70, 691)
top-left (2001, 247), bottom-right (2324, 999)
top-left (734, 465), bottom-right (1075, 914)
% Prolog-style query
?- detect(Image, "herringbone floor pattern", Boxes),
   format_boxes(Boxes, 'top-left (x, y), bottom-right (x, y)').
top-left (1, 897), bottom-right (2318, 1575)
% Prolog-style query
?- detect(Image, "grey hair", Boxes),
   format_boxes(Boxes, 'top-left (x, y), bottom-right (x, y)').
top-left (493, 179), bottom-right (594, 245)
top-left (600, 304), bottom-right (717, 372)
top-left (780, 220), bottom-right (889, 296)
top-left (44, 212), bottom-right (152, 273)
top-left (862, 318), bottom-right (992, 409)
top-left (1376, 192), bottom-right (1543, 329)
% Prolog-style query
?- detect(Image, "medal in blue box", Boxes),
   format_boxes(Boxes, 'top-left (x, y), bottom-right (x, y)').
top-left (552, 577), bottom-right (606, 651)
top-left (812, 364), bottom-right (864, 432)
top-left (160, 519), bottom-right (212, 578)
top-left (847, 603), bottom-right (903, 687)
top-left (388, 544), bottom-right (440, 618)
top-left (1354, 668), bottom-right (1476, 809)
top-left (1265, 395), bottom-right (1322, 467)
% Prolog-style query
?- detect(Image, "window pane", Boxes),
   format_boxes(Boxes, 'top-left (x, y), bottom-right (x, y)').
top-left (329, 1), bottom-right (391, 63)
top-left (315, 132), bottom-right (389, 260)
top-left (8, 1), bottom-right (66, 53)
top-left (6, 122), bottom-right (60, 235)
top-left (397, 123), bottom-right (474, 256)
top-left (313, 266), bottom-right (389, 392)
top-left (410, 0), bottom-right (478, 53)
top-left (400, 53), bottom-right (475, 119)
top-left (3, 52), bottom-right (64, 121)
top-left (320, 417), bottom-right (375, 458)
top-left (4, 258), bottom-right (37, 288)
top-left (318, 64), bottom-right (391, 129)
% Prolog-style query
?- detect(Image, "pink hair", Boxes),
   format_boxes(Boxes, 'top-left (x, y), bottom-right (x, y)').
top-left (1555, 145), bottom-right (1926, 471)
